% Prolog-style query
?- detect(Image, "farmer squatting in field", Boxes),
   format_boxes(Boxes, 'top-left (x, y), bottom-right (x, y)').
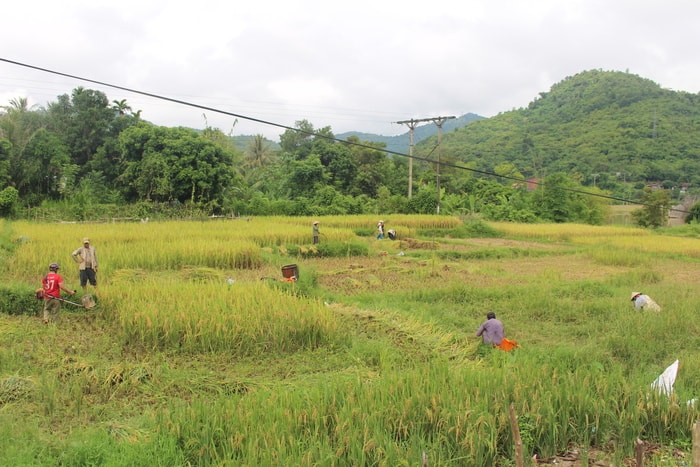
top-left (475, 311), bottom-right (519, 352)
top-left (476, 311), bottom-right (504, 345)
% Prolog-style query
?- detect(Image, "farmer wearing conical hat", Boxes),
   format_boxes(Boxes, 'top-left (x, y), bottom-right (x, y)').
top-left (312, 221), bottom-right (320, 245)
top-left (630, 291), bottom-right (661, 312)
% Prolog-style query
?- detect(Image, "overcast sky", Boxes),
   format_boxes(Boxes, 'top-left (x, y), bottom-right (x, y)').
top-left (1, 0), bottom-right (699, 141)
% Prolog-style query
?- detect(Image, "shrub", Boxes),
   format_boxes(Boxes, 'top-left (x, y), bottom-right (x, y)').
top-left (283, 241), bottom-right (368, 258)
top-left (0, 285), bottom-right (41, 316)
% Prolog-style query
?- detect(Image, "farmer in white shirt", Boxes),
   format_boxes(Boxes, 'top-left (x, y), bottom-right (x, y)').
top-left (630, 292), bottom-right (661, 312)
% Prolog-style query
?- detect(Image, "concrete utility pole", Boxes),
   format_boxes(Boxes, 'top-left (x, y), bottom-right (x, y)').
top-left (395, 118), bottom-right (429, 198)
top-left (432, 116), bottom-right (455, 214)
top-left (395, 116), bottom-right (455, 205)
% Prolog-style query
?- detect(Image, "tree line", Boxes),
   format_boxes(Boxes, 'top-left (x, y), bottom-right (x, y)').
top-left (1, 82), bottom-right (697, 226)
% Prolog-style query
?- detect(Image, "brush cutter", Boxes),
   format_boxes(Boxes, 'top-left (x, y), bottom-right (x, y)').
top-left (53, 296), bottom-right (85, 308)
top-left (37, 291), bottom-right (96, 310)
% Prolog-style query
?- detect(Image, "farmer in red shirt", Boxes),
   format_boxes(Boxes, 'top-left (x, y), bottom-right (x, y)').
top-left (41, 263), bottom-right (76, 324)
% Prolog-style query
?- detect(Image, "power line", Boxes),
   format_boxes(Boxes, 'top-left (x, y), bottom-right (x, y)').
top-left (0, 57), bottom-right (690, 217)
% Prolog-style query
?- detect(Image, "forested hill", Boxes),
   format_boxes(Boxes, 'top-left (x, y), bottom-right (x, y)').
top-left (423, 69), bottom-right (700, 190)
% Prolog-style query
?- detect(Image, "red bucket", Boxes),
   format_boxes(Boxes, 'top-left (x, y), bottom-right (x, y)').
top-left (281, 264), bottom-right (298, 280)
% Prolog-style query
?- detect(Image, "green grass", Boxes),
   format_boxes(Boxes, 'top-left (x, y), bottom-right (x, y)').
top-left (0, 217), bottom-right (698, 465)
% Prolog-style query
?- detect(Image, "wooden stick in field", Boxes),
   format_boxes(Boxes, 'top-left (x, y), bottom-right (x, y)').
top-left (509, 403), bottom-right (523, 467)
top-left (693, 419), bottom-right (700, 467)
top-left (635, 438), bottom-right (644, 467)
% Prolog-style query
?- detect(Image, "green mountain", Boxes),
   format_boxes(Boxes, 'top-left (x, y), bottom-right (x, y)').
top-left (335, 113), bottom-right (483, 154)
top-left (420, 69), bottom-right (700, 193)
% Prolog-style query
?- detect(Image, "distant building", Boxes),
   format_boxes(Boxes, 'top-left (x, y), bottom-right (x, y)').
top-left (526, 178), bottom-right (540, 191)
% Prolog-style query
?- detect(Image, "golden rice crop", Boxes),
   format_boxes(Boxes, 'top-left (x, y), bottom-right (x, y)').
top-left (6, 217), bottom-right (455, 282)
top-left (488, 222), bottom-right (651, 240)
top-left (270, 214), bottom-right (461, 230)
top-left (108, 279), bottom-right (341, 354)
top-left (7, 224), bottom-right (264, 280)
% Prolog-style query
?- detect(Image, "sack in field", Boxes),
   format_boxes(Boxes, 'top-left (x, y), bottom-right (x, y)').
top-left (496, 338), bottom-right (519, 352)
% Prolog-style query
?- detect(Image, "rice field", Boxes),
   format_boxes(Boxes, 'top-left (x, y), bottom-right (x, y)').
top-left (0, 216), bottom-right (698, 466)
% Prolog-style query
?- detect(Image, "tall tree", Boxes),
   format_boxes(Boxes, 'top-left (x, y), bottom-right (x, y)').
top-left (279, 120), bottom-right (316, 156)
top-left (244, 134), bottom-right (275, 171)
top-left (0, 97), bottom-right (46, 193)
top-left (22, 129), bottom-right (74, 199)
top-left (345, 136), bottom-right (390, 197)
top-left (117, 125), bottom-right (237, 210)
top-left (632, 187), bottom-right (672, 227)
top-left (47, 87), bottom-right (115, 167)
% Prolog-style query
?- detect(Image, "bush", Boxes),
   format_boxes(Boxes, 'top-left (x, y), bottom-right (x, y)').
top-left (451, 219), bottom-right (502, 238)
top-left (0, 187), bottom-right (19, 218)
top-left (685, 201), bottom-right (700, 224)
top-left (0, 285), bottom-right (41, 316)
top-left (283, 241), bottom-right (369, 258)
top-left (316, 240), bottom-right (369, 257)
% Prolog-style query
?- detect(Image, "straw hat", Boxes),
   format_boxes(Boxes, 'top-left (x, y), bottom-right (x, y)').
top-left (630, 292), bottom-right (642, 301)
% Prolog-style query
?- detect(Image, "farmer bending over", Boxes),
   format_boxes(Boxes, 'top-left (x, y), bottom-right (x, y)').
top-left (630, 292), bottom-right (661, 312)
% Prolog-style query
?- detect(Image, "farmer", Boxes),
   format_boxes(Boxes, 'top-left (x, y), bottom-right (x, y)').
top-left (377, 220), bottom-right (385, 239)
top-left (41, 263), bottom-right (76, 324)
top-left (630, 292), bottom-right (661, 312)
top-left (476, 311), bottom-right (504, 346)
top-left (387, 229), bottom-right (396, 240)
top-left (312, 220), bottom-right (320, 245)
top-left (72, 237), bottom-right (98, 293)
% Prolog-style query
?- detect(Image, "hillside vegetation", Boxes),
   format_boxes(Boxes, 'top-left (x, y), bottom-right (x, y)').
top-left (420, 69), bottom-right (700, 198)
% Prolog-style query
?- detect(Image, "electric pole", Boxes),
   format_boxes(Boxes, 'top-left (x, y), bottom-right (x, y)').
top-left (432, 116), bottom-right (455, 213)
top-left (395, 116), bottom-right (455, 204)
top-left (395, 118), bottom-right (428, 198)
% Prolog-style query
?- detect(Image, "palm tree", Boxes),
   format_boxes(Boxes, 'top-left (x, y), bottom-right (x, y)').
top-left (111, 99), bottom-right (132, 117)
top-left (244, 134), bottom-right (274, 170)
top-left (0, 97), bottom-right (42, 155)
top-left (1, 97), bottom-right (31, 114)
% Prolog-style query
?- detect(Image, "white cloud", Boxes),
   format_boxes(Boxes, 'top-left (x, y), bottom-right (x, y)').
top-left (2, 0), bottom-right (699, 140)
